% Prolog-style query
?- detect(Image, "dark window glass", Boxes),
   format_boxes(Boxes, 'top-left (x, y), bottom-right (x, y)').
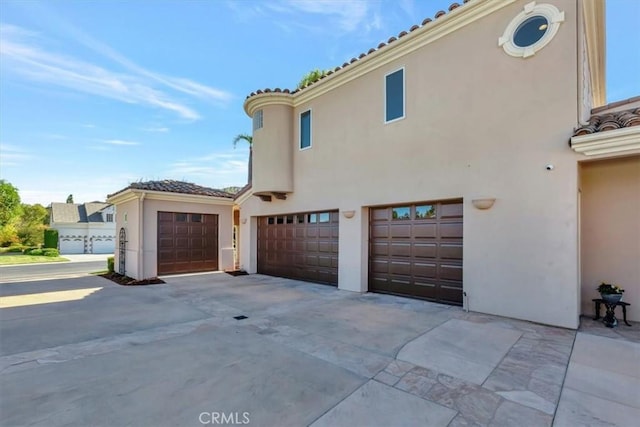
top-left (307, 213), bottom-right (317, 223)
top-left (191, 214), bottom-right (202, 222)
top-left (296, 215), bottom-right (304, 224)
top-left (268, 217), bottom-right (275, 225)
top-left (175, 213), bottom-right (187, 222)
top-left (392, 207), bottom-right (411, 220)
top-left (385, 69), bottom-right (404, 122)
top-left (300, 110), bottom-right (311, 149)
top-left (513, 16), bottom-right (548, 47)
top-left (286, 215), bottom-right (294, 224)
top-left (319, 212), bottom-right (330, 223)
top-left (415, 205), bottom-right (436, 219)
top-left (276, 217), bottom-right (284, 224)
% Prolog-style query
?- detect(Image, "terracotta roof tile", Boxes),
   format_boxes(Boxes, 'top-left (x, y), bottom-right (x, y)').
top-left (572, 107), bottom-right (640, 136)
top-left (245, 1), bottom-right (470, 100)
top-left (108, 180), bottom-right (234, 199)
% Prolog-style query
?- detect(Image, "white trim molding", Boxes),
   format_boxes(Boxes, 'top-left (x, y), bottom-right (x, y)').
top-left (498, 1), bottom-right (565, 58)
top-left (571, 127), bottom-right (640, 156)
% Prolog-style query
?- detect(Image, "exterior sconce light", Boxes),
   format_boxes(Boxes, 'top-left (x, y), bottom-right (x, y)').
top-left (472, 198), bottom-right (496, 210)
top-left (241, 218), bottom-right (247, 224)
top-left (342, 210), bottom-right (356, 219)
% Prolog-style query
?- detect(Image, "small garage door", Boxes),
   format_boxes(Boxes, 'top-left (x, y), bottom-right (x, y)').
top-left (91, 238), bottom-right (114, 254)
top-left (158, 212), bottom-right (218, 275)
top-left (59, 237), bottom-right (85, 254)
top-left (258, 211), bottom-right (339, 285)
top-left (369, 200), bottom-right (463, 305)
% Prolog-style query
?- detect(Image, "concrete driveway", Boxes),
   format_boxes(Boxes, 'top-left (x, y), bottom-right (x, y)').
top-left (0, 273), bottom-right (638, 426)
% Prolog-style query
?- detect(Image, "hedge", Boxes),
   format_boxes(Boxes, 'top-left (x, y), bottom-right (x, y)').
top-left (43, 248), bottom-right (59, 257)
top-left (107, 256), bottom-right (115, 273)
top-left (44, 229), bottom-right (58, 249)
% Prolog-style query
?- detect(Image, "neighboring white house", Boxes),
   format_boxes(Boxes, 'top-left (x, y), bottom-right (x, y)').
top-left (50, 202), bottom-right (116, 254)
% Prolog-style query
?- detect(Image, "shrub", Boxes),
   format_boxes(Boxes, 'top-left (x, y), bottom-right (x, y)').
top-left (6, 246), bottom-right (25, 253)
top-left (28, 249), bottom-right (44, 256)
top-left (107, 256), bottom-right (115, 273)
top-left (43, 248), bottom-right (59, 257)
top-left (44, 229), bottom-right (58, 249)
top-left (22, 247), bottom-right (38, 255)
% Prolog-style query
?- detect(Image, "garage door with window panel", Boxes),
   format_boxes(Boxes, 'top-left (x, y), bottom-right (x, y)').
top-left (258, 211), bottom-right (338, 285)
top-left (158, 212), bottom-right (219, 275)
top-left (369, 201), bottom-right (463, 305)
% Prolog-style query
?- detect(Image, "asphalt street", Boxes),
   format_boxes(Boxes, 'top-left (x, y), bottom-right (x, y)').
top-left (0, 259), bottom-right (108, 283)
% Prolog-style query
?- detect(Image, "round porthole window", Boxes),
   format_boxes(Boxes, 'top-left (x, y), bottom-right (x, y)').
top-left (513, 16), bottom-right (549, 47)
top-left (499, 2), bottom-right (564, 58)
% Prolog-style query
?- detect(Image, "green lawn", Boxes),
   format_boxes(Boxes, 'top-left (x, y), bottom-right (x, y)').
top-left (0, 255), bottom-right (70, 265)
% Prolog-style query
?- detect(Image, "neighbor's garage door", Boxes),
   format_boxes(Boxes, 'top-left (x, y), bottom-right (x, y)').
top-left (258, 211), bottom-right (339, 285)
top-left (369, 200), bottom-right (463, 305)
top-left (59, 237), bottom-right (85, 254)
top-left (158, 212), bottom-right (218, 275)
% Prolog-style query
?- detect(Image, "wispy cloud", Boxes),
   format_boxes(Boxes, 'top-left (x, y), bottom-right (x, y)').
top-left (103, 139), bottom-right (140, 146)
top-left (0, 143), bottom-right (32, 167)
top-left (141, 126), bottom-right (169, 133)
top-left (166, 150), bottom-right (248, 186)
top-left (0, 23), bottom-right (233, 120)
top-left (228, 0), bottom-right (382, 35)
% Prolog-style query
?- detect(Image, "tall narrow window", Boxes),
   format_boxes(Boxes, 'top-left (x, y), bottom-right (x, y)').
top-left (385, 68), bottom-right (405, 123)
top-left (300, 109), bottom-right (312, 149)
top-left (253, 109), bottom-right (263, 131)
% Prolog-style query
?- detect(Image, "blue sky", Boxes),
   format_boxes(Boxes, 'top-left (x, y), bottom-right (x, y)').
top-left (1, 0), bottom-right (639, 205)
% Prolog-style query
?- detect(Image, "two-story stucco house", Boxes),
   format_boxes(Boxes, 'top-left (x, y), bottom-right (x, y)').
top-left (236, 0), bottom-right (639, 329)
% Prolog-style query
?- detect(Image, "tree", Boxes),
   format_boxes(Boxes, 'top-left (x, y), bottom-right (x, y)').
top-left (233, 133), bottom-right (253, 184)
top-left (0, 180), bottom-right (21, 227)
top-left (66, 194), bottom-right (74, 203)
top-left (297, 69), bottom-right (330, 89)
top-left (17, 204), bottom-right (49, 246)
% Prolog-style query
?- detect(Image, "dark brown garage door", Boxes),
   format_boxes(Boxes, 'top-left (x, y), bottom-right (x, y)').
top-left (258, 211), bottom-right (339, 285)
top-left (369, 200), bottom-right (463, 305)
top-left (158, 212), bottom-right (218, 275)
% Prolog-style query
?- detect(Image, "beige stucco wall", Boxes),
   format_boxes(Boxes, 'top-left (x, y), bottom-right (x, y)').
top-left (240, 0), bottom-right (583, 328)
top-left (114, 198), bottom-right (140, 278)
top-left (580, 156), bottom-right (640, 321)
top-left (142, 199), bottom-right (234, 279)
top-left (252, 104), bottom-right (294, 195)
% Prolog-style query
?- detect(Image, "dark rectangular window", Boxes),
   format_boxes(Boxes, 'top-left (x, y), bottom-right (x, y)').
top-left (191, 214), bottom-right (202, 222)
top-left (300, 110), bottom-right (312, 149)
top-left (106, 213), bottom-right (113, 222)
top-left (175, 213), bottom-right (187, 222)
top-left (385, 68), bottom-right (404, 122)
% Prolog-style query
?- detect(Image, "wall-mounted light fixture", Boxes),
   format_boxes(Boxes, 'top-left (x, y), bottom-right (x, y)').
top-left (472, 198), bottom-right (496, 210)
top-left (241, 218), bottom-right (247, 224)
top-left (342, 210), bottom-right (356, 219)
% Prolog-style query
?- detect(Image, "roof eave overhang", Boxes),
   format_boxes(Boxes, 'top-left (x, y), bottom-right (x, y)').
top-left (243, 0), bottom-right (517, 117)
top-left (107, 189), bottom-right (234, 206)
top-left (571, 126), bottom-right (640, 157)
top-left (582, 0), bottom-right (606, 107)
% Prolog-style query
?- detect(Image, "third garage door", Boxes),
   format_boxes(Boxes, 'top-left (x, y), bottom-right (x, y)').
top-left (369, 200), bottom-right (463, 305)
top-left (258, 211), bottom-right (338, 285)
top-left (158, 212), bottom-right (219, 275)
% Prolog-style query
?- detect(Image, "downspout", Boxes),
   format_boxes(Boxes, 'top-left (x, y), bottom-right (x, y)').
top-left (138, 192), bottom-right (145, 279)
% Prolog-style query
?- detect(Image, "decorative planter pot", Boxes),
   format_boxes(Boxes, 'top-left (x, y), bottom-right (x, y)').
top-left (601, 293), bottom-right (622, 304)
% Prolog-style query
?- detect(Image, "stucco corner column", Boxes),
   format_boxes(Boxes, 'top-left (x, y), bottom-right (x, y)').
top-left (338, 207), bottom-right (368, 293)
